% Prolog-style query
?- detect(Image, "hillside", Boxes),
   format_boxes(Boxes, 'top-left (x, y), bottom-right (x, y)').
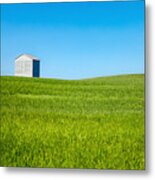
top-left (0, 74), bottom-right (144, 169)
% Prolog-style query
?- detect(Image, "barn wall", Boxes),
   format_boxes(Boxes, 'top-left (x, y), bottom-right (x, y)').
top-left (33, 60), bottom-right (40, 77)
top-left (15, 59), bottom-right (32, 77)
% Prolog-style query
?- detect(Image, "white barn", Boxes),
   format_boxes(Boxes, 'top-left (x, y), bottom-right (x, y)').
top-left (15, 54), bottom-right (40, 77)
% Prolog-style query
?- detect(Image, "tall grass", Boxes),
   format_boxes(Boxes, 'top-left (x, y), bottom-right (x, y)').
top-left (0, 74), bottom-right (144, 169)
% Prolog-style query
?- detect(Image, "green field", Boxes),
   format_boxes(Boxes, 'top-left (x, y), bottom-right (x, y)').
top-left (0, 74), bottom-right (144, 169)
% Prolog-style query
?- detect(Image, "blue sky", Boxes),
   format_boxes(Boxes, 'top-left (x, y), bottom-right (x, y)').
top-left (1, 0), bottom-right (144, 79)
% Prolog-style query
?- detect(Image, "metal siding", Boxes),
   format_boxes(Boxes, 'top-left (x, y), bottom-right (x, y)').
top-left (15, 59), bottom-right (32, 77)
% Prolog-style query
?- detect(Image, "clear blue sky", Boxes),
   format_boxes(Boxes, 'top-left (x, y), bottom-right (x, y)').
top-left (1, 0), bottom-right (144, 79)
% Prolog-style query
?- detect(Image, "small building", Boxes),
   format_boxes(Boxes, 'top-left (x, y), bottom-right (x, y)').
top-left (15, 54), bottom-right (40, 77)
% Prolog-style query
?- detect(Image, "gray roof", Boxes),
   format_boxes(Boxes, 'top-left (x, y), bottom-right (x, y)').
top-left (15, 54), bottom-right (40, 61)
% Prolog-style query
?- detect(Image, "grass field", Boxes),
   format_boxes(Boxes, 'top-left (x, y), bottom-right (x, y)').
top-left (0, 74), bottom-right (144, 169)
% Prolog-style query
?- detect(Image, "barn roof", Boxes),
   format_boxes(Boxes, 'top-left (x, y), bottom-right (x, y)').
top-left (15, 54), bottom-right (40, 61)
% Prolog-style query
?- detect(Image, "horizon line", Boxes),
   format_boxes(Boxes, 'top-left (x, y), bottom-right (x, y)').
top-left (1, 73), bottom-right (144, 81)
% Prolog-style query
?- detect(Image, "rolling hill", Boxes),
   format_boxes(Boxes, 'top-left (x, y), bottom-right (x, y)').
top-left (0, 74), bottom-right (144, 169)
